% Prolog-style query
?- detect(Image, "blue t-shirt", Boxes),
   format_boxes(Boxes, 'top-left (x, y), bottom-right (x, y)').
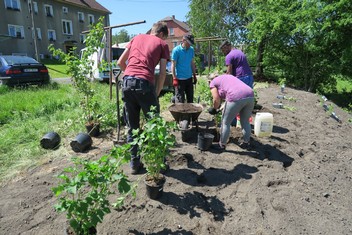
top-left (171, 44), bottom-right (194, 80)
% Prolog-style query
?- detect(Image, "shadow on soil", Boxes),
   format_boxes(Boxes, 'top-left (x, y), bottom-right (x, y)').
top-left (129, 228), bottom-right (193, 235)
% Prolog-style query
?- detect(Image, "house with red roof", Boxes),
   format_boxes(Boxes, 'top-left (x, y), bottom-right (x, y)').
top-left (147, 15), bottom-right (191, 52)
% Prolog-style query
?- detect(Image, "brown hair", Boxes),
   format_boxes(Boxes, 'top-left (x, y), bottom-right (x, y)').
top-left (219, 40), bottom-right (231, 49)
top-left (151, 22), bottom-right (169, 37)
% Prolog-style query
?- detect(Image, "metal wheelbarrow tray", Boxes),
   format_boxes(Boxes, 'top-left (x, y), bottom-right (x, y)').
top-left (168, 103), bottom-right (203, 130)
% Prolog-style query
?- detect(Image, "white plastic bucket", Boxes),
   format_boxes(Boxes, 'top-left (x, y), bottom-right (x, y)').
top-left (254, 112), bottom-right (273, 137)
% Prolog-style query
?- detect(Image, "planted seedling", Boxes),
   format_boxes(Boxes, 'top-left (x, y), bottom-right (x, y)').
top-left (49, 17), bottom-right (109, 135)
top-left (52, 144), bottom-right (136, 234)
top-left (132, 106), bottom-right (176, 183)
top-left (278, 78), bottom-right (286, 93)
top-left (284, 105), bottom-right (296, 112)
top-left (277, 95), bottom-right (296, 101)
top-left (323, 103), bottom-right (334, 114)
top-left (321, 103), bottom-right (341, 122)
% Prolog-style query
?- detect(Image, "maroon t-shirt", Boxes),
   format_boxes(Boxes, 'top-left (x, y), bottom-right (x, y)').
top-left (124, 34), bottom-right (170, 84)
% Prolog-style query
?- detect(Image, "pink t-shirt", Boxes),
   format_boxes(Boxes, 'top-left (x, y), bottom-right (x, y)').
top-left (209, 74), bottom-right (254, 102)
top-left (124, 34), bottom-right (170, 84)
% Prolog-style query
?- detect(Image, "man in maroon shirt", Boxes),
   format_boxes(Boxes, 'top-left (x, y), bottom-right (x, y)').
top-left (117, 22), bottom-right (170, 174)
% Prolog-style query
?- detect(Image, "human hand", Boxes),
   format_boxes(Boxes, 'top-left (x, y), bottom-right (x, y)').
top-left (173, 78), bottom-right (179, 87)
top-left (207, 107), bottom-right (219, 115)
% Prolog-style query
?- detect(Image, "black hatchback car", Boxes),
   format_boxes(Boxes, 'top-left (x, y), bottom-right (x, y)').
top-left (0, 55), bottom-right (50, 86)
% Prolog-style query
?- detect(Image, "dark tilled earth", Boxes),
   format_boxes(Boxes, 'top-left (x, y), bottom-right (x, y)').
top-left (0, 83), bottom-right (351, 235)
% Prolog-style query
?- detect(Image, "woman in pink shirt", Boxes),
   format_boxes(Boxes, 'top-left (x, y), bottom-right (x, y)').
top-left (208, 74), bottom-right (254, 150)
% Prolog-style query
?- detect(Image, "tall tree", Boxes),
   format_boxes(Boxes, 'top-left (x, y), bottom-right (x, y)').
top-left (188, 0), bottom-right (252, 71)
top-left (248, 0), bottom-right (352, 91)
top-left (112, 29), bottom-right (130, 45)
top-left (188, 0), bottom-right (251, 43)
top-left (188, 0), bottom-right (351, 91)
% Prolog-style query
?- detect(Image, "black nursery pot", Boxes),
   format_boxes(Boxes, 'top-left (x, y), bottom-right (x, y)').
top-left (145, 177), bottom-right (165, 200)
top-left (40, 131), bottom-right (61, 149)
top-left (85, 123), bottom-right (100, 137)
top-left (64, 223), bottom-right (97, 235)
top-left (197, 133), bottom-right (214, 151)
top-left (70, 133), bottom-right (92, 152)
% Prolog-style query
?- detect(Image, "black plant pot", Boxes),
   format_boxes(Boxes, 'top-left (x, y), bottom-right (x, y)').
top-left (40, 131), bottom-right (61, 149)
top-left (145, 176), bottom-right (165, 200)
top-left (70, 133), bottom-right (92, 152)
top-left (197, 133), bottom-right (214, 151)
top-left (64, 223), bottom-right (97, 235)
top-left (85, 123), bottom-right (100, 137)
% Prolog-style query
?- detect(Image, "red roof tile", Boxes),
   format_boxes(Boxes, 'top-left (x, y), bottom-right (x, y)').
top-left (160, 16), bottom-right (190, 31)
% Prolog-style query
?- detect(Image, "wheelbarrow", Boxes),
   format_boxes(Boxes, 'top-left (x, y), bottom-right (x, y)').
top-left (168, 103), bottom-right (203, 130)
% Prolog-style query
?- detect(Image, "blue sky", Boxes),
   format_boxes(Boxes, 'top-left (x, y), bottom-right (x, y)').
top-left (97, 0), bottom-right (190, 36)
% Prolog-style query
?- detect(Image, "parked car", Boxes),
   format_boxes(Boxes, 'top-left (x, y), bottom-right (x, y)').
top-left (0, 55), bottom-right (50, 86)
top-left (154, 61), bottom-right (173, 92)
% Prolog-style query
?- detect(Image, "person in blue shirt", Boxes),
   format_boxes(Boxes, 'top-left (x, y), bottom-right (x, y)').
top-left (171, 34), bottom-right (197, 103)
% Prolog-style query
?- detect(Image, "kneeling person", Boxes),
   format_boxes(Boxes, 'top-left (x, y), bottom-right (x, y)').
top-left (208, 74), bottom-right (254, 150)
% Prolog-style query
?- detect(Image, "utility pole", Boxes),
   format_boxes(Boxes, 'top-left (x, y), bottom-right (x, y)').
top-left (28, 0), bottom-right (39, 61)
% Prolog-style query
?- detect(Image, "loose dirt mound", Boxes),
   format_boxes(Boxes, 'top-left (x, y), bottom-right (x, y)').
top-left (1, 84), bottom-right (351, 235)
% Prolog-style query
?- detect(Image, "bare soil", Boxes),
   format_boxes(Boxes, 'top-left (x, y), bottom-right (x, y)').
top-left (1, 83), bottom-right (352, 235)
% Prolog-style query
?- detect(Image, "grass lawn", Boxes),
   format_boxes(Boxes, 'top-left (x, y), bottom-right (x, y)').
top-left (0, 83), bottom-right (118, 182)
top-left (336, 78), bottom-right (352, 93)
top-left (322, 76), bottom-right (352, 111)
top-left (41, 59), bottom-right (69, 78)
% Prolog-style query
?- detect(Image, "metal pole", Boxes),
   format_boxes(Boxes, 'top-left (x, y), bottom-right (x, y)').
top-left (208, 41), bottom-right (211, 75)
top-left (28, 0), bottom-right (39, 61)
top-left (81, 20), bottom-right (146, 34)
top-left (107, 29), bottom-right (112, 99)
top-left (116, 72), bottom-right (122, 143)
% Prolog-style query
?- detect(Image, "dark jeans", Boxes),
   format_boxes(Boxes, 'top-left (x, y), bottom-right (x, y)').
top-left (175, 78), bottom-right (194, 103)
top-left (122, 76), bottom-right (159, 157)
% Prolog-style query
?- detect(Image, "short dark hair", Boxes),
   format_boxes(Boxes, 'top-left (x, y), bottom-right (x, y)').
top-left (151, 22), bottom-right (168, 37)
top-left (183, 34), bottom-right (195, 45)
top-left (219, 40), bottom-right (231, 49)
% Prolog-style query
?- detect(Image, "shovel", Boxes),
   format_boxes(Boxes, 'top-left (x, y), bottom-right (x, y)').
top-left (114, 70), bottom-right (124, 146)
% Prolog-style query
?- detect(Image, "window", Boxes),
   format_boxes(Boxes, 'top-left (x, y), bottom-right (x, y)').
top-left (79, 34), bottom-right (85, 43)
top-left (62, 20), bottom-right (73, 35)
top-left (169, 28), bottom-right (174, 36)
top-left (172, 41), bottom-right (178, 48)
top-left (33, 2), bottom-right (38, 14)
top-left (88, 14), bottom-right (94, 24)
top-left (44, 4), bottom-right (53, 17)
top-left (5, 0), bottom-right (20, 10)
top-left (8, 24), bottom-right (24, 38)
top-left (48, 30), bottom-right (56, 41)
top-left (78, 12), bottom-right (84, 22)
top-left (62, 6), bottom-right (68, 14)
top-left (36, 28), bottom-right (42, 40)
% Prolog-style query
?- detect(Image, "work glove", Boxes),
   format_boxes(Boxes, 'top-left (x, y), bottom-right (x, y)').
top-left (193, 74), bottom-right (197, 85)
top-left (173, 78), bottom-right (179, 87)
top-left (207, 107), bottom-right (219, 115)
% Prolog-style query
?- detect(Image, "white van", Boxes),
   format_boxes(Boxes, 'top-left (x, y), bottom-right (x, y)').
top-left (81, 41), bottom-right (173, 90)
top-left (79, 46), bottom-right (124, 82)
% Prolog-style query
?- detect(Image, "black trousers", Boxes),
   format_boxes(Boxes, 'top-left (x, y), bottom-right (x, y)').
top-left (122, 76), bottom-right (159, 157)
top-left (175, 78), bottom-right (194, 103)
